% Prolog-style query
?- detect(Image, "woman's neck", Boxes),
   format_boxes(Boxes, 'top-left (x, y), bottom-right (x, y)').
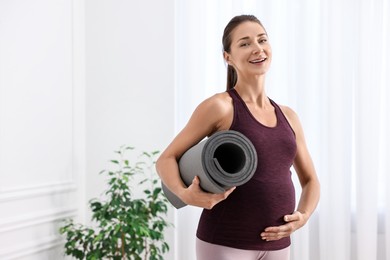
top-left (234, 75), bottom-right (270, 108)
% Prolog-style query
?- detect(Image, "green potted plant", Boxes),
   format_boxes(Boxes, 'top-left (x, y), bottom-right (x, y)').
top-left (59, 146), bottom-right (171, 260)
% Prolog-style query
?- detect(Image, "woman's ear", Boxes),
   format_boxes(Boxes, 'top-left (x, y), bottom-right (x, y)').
top-left (223, 51), bottom-right (232, 65)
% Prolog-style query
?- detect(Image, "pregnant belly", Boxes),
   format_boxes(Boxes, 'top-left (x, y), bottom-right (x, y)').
top-left (197, 178), bottom-right (296, 248)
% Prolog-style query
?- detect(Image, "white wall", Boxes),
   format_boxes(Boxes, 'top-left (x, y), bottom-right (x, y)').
top-left (85, 0), bottom-right (176, 259)
top-left (0, 0), bottom-right (176, 259)
top-left (0, 0), bottom-right (85, 259)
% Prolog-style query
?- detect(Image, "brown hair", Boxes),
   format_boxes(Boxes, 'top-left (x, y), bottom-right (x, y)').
top-left (222, 15), bottom-right (265, 90)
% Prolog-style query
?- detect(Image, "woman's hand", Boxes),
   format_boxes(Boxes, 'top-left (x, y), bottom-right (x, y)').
top-left (260, 211), bottom-right (307, 241)
top-left (179, 176), bottom-right (236, 209)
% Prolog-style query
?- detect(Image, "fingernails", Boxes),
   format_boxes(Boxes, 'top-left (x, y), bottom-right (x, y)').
top-left (261, 236), bottom-right (269, 241)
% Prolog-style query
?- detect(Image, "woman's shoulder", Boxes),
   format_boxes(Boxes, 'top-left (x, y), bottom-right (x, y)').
top-left (278, 104), bottom-right (297, 118)
top-left (193, 91), bottom-right (233, 131)
top-left (277, 103), bottom-right (302, 133)
top-left (198, 91), bottom-right (232, 112)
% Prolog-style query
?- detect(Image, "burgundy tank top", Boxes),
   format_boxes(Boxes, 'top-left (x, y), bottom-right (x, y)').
top-left (196, 88), bottom-right (297, 250)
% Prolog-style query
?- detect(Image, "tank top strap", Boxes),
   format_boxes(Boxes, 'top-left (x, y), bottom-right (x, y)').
top-left (269, 98), bottom-right (296, 136)
top-left (228, 88), bottom-right (295, 135)
top-left (227, 88), bottom-right (252, 128)
top-left (227, 88), bottom-right (240, 101)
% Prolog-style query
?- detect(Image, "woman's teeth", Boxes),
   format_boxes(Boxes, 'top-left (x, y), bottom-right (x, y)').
top-left (250, 58), bottom-right (266, 64)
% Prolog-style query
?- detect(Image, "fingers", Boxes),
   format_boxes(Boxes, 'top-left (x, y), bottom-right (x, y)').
top-left (188, 176), bottom-right (205, 193)
top-left (192, 175), bottom-right (200, 185)
top-left (260, 224), bottom-right (294, 241)
top-left (185, 176), bottom-right (236, 209)
top-left (203, 186), bottom-right (236, 209)
top-left (260, 211), bottom-right (305, 241)
top-left (223, 186), bottom-right (236, 197)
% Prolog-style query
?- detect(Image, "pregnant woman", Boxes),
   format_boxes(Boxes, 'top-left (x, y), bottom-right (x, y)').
top-left (156, 14), bottom-right (320, 260)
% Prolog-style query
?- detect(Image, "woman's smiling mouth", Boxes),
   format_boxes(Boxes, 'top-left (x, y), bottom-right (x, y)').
top-left (249, 57), bottom-right (267, 64)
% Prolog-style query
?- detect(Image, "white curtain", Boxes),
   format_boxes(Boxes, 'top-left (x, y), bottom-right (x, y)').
top-left (174, 0), bottom-right (390, 260)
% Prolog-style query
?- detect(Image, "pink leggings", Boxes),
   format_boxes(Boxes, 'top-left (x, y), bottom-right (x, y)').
top-left (196, 238), bottom-right (290, 260)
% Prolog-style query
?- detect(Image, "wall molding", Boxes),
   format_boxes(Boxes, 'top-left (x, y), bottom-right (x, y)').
top-left (0, 235), bottom-right (64, 260)
top-left (0, 1), bottom-right (85, 259)
top-left (0, 181), bottom-right (77, 202)
top-left (0, 207), bottom-right (78, 233)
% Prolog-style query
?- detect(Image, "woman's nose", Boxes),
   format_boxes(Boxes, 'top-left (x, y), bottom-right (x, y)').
top-left (252, 44), bottom-right (263, 54)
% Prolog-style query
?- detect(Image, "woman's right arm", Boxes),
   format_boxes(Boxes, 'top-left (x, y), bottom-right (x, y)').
top-left (156, 94), bottom-right (235, 209)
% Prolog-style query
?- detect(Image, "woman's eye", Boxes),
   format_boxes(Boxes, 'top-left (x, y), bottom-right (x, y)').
top-left (240, 43), bottom-right (249, 47)
top-left (259, 39), bottom-right (267, 43)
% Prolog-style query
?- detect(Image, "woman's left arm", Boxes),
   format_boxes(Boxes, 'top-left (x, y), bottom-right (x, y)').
top-left (260, 106), bottom-right (320, 242)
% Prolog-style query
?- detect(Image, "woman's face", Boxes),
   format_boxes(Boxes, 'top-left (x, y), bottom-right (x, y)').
top-left (224, 21), bottom-right (272, 78)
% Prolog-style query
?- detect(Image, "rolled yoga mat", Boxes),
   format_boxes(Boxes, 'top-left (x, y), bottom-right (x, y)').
top-left (162, 130), bottom-right (258, 209)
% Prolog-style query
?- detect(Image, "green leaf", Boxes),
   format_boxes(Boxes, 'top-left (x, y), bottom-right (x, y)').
top-left (93, 233), bottom-right (103, 243)
top-left (153, 187), bottom-right (162, 198)
top-left (114, 224), bottom-right (121, 233)
top-left (59, 146), bottom-right (172, 259)
top-left (123, 175), bottom-right (129, 182)
top-left (142, 152), bottom-right (151, 158)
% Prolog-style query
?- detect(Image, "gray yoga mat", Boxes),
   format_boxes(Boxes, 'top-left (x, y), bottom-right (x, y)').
top-left (162, 130), bottom-right (258, 209)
